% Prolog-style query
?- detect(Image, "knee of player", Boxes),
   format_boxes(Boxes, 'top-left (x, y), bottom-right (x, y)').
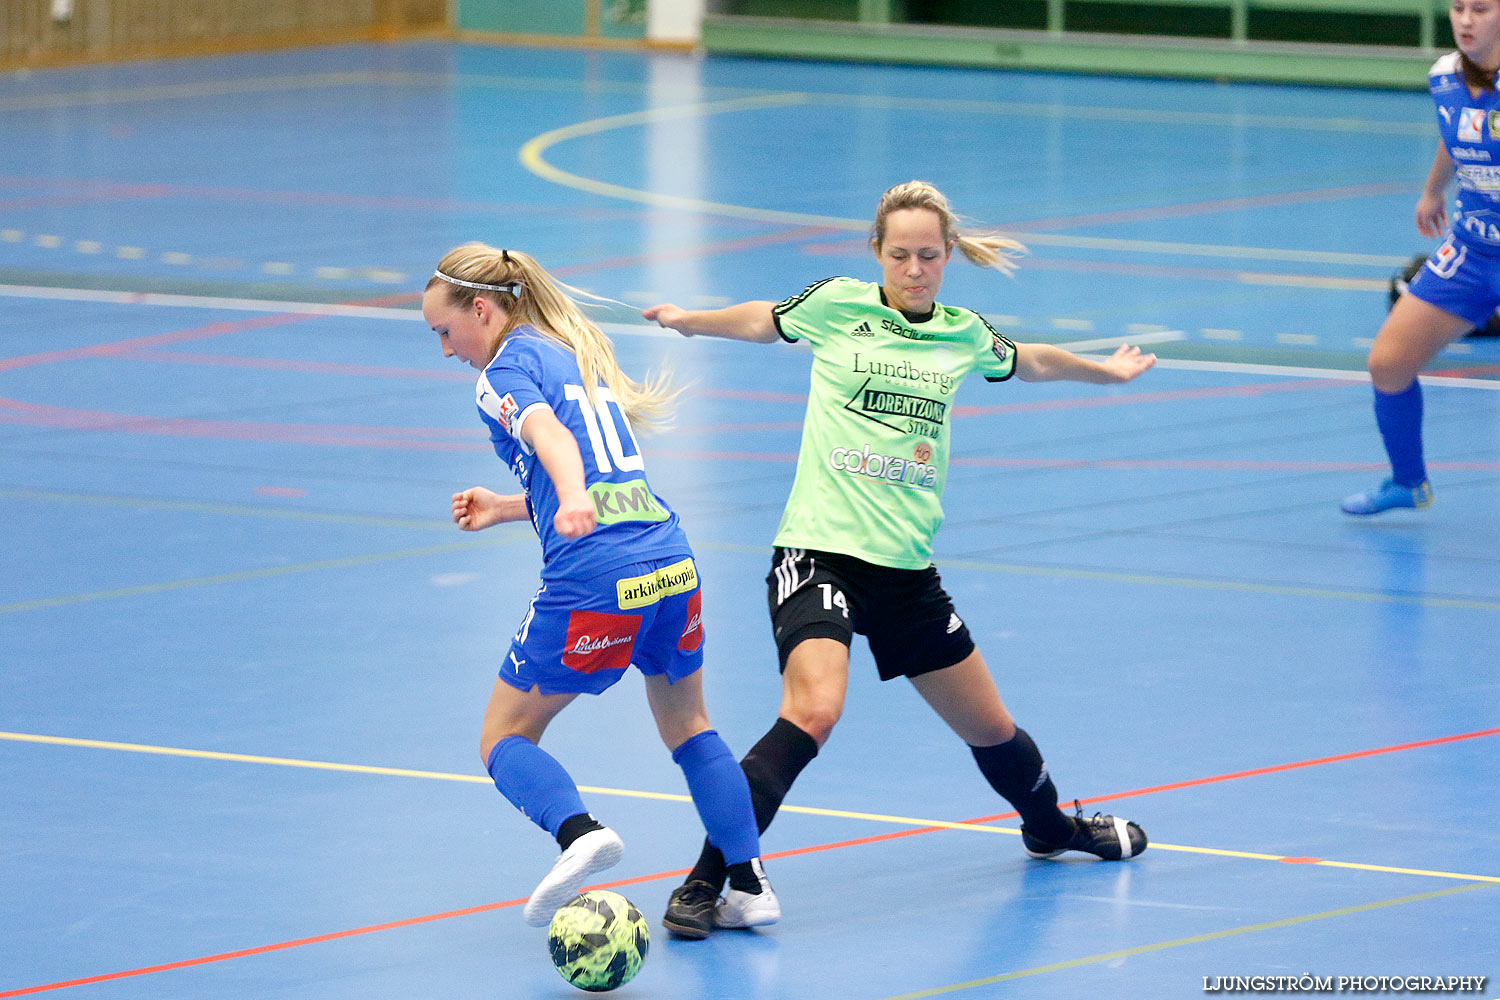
top-left (479, 728), bottom-right (522, 770)
top-left (784, 703), bottom-right (840, 746)
top-left (659, 719), bottom-right (713, 753)
top-left (1367, 352), bottom-right (1415, 395)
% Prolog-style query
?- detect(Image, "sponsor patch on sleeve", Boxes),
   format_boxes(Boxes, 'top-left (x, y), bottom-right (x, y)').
top-left (990, 333), bottom-right (1011, 364)
top-left (476, 374), bottom-right (525, 439)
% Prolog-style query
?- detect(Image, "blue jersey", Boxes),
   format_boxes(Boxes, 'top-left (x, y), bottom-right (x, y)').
top-left (475, 325), bottom-right (691, 581)
top-left (1430, 53), bottom-right (1500, 251)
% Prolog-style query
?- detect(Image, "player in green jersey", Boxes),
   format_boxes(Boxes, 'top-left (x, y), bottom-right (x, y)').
top-left (644, 180), bottom-right (1156, 938)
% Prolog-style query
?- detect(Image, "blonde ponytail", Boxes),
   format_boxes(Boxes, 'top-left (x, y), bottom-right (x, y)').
top-left (428, 243), bottom-right (678, 432)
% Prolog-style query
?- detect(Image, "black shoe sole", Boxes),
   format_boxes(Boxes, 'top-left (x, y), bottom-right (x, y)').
top-left (662, 916), bottom-right (712, 940)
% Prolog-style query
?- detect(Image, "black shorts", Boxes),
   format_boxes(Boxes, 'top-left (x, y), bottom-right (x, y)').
top-left (765, 547), bottom-right (975, 681)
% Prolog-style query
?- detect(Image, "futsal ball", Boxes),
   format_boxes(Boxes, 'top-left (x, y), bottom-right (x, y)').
top-left (547, 890), bottom-right (649, 992)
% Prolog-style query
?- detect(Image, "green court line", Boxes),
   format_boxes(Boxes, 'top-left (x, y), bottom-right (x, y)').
top-left (6, 497), bottom-right (1493, 614)
top-left (693, 542), bottom-right (1500, 613)
top-left (0, 487), bottom-right (450, 530)
top-left (0, 535), bottom-right (526, 615)
top-left (872, 883), bottom-right (1493, 1000)
top-left (937, 555), bottom-right (1500, 613)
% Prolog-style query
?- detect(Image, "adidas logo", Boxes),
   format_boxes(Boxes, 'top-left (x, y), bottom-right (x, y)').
top-left (946, 613), bottom-right (963, 634)
top-left (850, 321), bottom-right (874, 337)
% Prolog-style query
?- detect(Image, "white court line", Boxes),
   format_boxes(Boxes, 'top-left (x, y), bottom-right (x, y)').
top-left (1054, 330), bottom-right (1188, 352)
top-left (5, 282), bottom-right (1500, 388)
top-left (1152, 356), bottom-right (1500, 390)
top-left (0, 283), bottom-right (419, 321)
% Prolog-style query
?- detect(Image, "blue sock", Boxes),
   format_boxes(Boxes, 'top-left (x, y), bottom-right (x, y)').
top-left (1373, 381), bottom-right (1426, 487)
top-left (672, 730), bottom-right (760, 866)
top-left (486, 735), bottom-right (588, 839)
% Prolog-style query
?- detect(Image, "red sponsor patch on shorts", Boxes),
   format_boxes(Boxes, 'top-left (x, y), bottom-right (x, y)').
top-left (562, 609), bottom-right (640, 673)
top-left (678, 589), bottom-right (704, 652)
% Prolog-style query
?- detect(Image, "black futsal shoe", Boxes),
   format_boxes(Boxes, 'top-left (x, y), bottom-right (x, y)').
top-left (662, 879), bottom-right (720, 939)
top-left (1022, 802), bottom-right (1148, 860)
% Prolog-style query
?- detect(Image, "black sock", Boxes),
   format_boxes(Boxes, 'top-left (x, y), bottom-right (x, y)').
top-left (556, 812), bottom-right (604, 852)
top-left (970, 728), bottom-right (1074, 845)
top-left (724, 858), bottom-right (766, 895)
top-left (684, 718), bottom-right (819, 890)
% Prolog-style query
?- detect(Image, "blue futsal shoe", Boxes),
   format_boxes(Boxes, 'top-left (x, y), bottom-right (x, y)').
top-left (1340, 477), bottom-right (1433, 516)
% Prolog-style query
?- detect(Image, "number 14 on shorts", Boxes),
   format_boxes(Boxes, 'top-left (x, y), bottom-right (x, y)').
top-left (819, 583), bottom-right (849, 618)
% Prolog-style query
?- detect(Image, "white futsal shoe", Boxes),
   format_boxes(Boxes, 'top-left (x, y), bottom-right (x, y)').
top-left (713, 859), bottom-right (781, 929)
top-left (523, 827), bottom-right (625, 927)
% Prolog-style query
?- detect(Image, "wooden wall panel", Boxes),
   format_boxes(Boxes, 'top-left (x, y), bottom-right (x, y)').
top-left (2, 0), bottom-right (446, 68)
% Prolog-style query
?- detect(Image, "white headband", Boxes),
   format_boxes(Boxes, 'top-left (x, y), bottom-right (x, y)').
top-left (433, 269), bottom-right (519, 293)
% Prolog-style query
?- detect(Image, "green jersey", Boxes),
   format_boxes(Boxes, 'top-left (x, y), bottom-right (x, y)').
top-left (770, 276), bottom-right (1017, 570)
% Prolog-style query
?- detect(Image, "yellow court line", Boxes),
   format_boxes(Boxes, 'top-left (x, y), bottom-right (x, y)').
top-left (872, 882), bottom-right (1493, 1000)
top-left (0, 534), bottom-right (526, 615)
top-left (518, 93), bottom-right (864, 231)
top-left (0, 731), bottom-right (495, 782)
top-left (3, 731), bottom-right (1496, 885)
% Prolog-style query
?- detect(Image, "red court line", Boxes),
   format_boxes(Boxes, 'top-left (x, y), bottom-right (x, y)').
top-left (0, 397), bottom-right (488, 451)
top-left (1429, 364), bottom-right (1500, 378)
top-left (668, 378), bottom-right (1359, 437)
top-left (0, 291), bottom-right (420, 376)
top-left (1002, 181), bottom-right (1414, 233)
top-left (0, 313), bottom-right (323, 374)
top-left (547, 225), bottom-right (840, 280)
top-left (952, 724), bottom-right (1500, 827)
top-left (0, 898), bottom-right (530, 998)
top-left (116, 349), bottom-right (476, 382)
top-left (950, 377), bottom-right (1349, 418)
top-left (1080, 724), bottom-right (1500, 805)
top-left (5, 724), bottom-right (1496, 997)
top-left (800, 182), bottom-right (1412, 254)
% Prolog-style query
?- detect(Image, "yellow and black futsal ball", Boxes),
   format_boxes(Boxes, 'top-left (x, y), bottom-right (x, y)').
top-left (547, 890), bottom-right (649, 992)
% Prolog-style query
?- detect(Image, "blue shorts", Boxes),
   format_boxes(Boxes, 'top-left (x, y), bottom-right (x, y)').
top-left (499, 555), bottom-right (705, 696)
top-left (1406, 234), bottom-right (1500, 326)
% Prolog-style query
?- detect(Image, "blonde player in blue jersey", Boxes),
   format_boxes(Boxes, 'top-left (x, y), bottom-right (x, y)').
top-left (423, 242), bottom-right (778, 931)
top-left (1343, 0), bottom-right (1500, 514)
top-left (645, 181), bottom-right (1155, 939)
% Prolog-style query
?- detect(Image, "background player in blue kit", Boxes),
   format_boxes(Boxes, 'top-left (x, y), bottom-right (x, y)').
top-left (1343, 0), bottom-right (1500, 515)
top-left (422, 242), bottom-right (779, 931)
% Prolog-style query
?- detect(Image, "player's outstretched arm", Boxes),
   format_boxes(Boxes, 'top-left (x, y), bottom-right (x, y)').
top-left (1012, 342), bottom-right (1156, 384)
top-left (643, 301), bottom-right (780, 343)
top-left (452, 486), bottom-right (527, 531)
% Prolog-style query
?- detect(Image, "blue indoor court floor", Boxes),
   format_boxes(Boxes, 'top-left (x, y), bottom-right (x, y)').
top-left (1, 39), bottom-right (1497, 1000)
